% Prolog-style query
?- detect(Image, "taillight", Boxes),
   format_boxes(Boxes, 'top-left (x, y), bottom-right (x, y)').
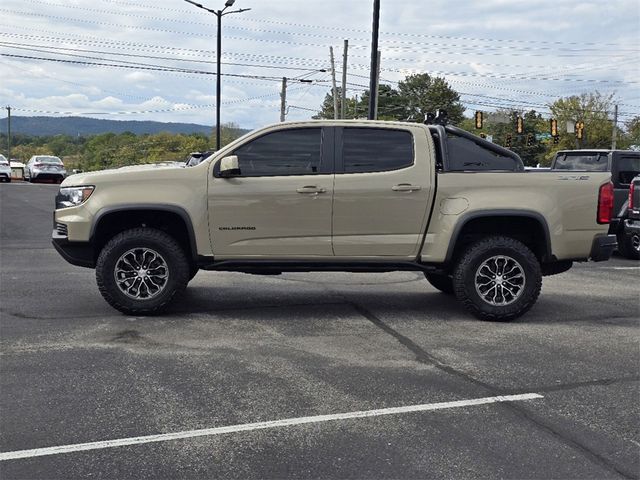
top-left (597, 181), bottom-right (614, 224)
top-left (34, 163), bottom-right (44, 168)
top-left (629, 182), bottom-right (635, 210)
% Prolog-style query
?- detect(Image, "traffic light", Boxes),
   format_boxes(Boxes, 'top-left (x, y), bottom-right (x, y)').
top-left (550, 118), bottom-right (558, 137)
top-left (474, 111), bottom-right (483, 129)
top-left (553, 135), bottom-right (560, 144)
top-left (575, 121), bottom-right (585, 139)
top-left (505, 134), bottom-right (512, 148)
top-left (516, 116), bottom-right (524, 134)
top-left (479, 133), bottom-right (487, 139)
top-left (526, 134), bottom-right (534, 146)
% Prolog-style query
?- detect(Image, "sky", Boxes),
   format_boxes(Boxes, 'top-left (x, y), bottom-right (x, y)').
top-left (1, 0), bottom-right (639, 130)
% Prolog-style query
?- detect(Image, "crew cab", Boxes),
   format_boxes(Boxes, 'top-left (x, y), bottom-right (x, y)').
top-left (52, 120), bottom-right (616, 321)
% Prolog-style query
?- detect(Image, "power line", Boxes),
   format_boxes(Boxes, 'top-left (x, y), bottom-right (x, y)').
top-left (2, 8), bottom-right (637, 59)
top-left (0, 41), bottom-right (329, 73)
top-left (14, 0), bottom-right (639, 52)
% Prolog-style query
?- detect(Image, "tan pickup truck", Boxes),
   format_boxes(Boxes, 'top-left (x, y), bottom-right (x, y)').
top-left (52, 120), bottom-right (616, 321)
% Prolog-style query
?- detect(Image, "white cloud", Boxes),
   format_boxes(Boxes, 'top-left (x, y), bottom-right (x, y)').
top-left (124, 72), bottom-right (157, 83)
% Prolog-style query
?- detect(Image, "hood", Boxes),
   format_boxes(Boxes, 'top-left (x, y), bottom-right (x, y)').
top-left (61, 162), bottom-right (188, 187)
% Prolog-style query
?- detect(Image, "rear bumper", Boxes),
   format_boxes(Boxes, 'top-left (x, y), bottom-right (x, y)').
top-left (590, 234), bottom-right (617, 262)
top-left (34, 173), bottom-right (65, 181)
top-left (52, 229), bottom-right (95, 268)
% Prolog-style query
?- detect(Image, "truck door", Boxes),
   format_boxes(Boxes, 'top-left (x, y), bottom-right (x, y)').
top-left (208, 126), bottom-right (334, 257)
top-left (332, 126), bottom-right (433, 257)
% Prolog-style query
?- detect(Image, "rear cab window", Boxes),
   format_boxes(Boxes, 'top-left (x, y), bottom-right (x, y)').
top-left (552, 152), bottom-right (609, 171)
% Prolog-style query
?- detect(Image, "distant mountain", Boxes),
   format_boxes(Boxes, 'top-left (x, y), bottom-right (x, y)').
top-left (0, 116), bottom-right (219, 136)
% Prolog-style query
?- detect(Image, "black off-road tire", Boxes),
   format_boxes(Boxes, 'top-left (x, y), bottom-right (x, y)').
top-left (189, 264), bottom-right (199, 281)
top-left (424, 273), bottom-right (454, 295)
top-left (618, 232), bottom-right (640, 260)
top-left (452, 236), bottom-right (542, 322)
top-left (96, 228), bottom-right (189, 315)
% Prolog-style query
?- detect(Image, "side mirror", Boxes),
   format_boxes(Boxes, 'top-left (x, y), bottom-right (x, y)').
top-left (218, 155), bottom-right (241, 177)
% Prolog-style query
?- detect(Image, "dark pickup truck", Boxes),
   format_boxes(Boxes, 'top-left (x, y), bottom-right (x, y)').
top-left (551, 150), bottom-right (640, 258)
top-left (619, 175), bottom-right (640, 259)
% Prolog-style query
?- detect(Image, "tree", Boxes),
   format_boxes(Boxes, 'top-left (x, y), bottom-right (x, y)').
top-left (313, 88), bottom-right (360, 120)
top-left (313, 73), bottom-right (465, 124)
top-left (397, 74), bottom-right (465, 125)
top-left (623, 116), bottom-right (640, 149)
top-left (548, 92), bottom-right (616, 153)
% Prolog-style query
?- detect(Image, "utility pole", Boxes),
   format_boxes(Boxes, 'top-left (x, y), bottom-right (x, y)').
top-left (341, 40), bottom-right (348, 119)
top-left (611, 104), bottom-right (618, 150)
top-left (373, 51), bottom-right (381, 120)
top-left (329, 47), bottom-right (339, 120)
top-left (5, 106), bottom-right (11, 161)
top-left (368, 0), bottom-right (380, 120)
top-left (280, 77), bottom-right (287, 122)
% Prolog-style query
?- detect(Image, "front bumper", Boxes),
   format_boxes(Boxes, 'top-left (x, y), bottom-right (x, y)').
top-left (52, 229), bottom-right (95, 268)
top-left (590, 234), bottom-right (617, 262)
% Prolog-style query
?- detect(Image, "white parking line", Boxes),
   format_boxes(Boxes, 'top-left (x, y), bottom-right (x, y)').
top-left (0, 393), bottom-right (542, 461)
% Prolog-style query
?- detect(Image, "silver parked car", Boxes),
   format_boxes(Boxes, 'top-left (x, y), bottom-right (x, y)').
top-left (0, 154), bottom-right (11, 182)
top-left (24, 155), bottom-right (67, 183)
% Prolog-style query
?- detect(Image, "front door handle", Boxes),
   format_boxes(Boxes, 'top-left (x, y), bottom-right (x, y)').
top-left (392, 183), bottom-right (421, 192)
top-left (296, 186), bottom-right (326, 194)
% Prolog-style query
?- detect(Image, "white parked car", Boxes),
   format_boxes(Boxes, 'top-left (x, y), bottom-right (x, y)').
top-left (0, 154), bottom-right (11, 182)
top-left (24, 155), bottom-right (67, 183)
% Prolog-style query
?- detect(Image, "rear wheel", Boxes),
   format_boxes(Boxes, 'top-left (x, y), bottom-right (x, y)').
top-left (452, 236), bottom-right (542, 322)
top-left (424, 273), bottom-right (454, 294)
top-left (618, 232), bottom-right (640, 260)
top-left (96, 228), bottom-right (189, 315)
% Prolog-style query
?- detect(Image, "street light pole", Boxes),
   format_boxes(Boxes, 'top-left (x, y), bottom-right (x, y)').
top-left (184, 0), bottom-right (250, 150)
top-left (216, 11), bottom-right (222, 150)
top-left (368, 0), bottom-right (380, 120)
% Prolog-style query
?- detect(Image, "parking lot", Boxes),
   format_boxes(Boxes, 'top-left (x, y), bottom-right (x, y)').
top-left (1, 182), bottom-right (639, 479)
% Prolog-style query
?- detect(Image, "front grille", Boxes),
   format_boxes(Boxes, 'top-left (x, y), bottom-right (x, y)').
top-left (56, 222), bottom-right (68, 236)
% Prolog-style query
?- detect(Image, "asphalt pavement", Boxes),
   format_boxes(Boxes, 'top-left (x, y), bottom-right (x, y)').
top-left (1, 182), bottom-right (639, 479)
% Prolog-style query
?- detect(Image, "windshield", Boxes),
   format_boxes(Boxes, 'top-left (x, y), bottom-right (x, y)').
top-left (553, 153), bottom-right (608, 171)
top-left (0, 154), bottom-right (7, 165)
top-left (36, 156), bottom-right (62, 164)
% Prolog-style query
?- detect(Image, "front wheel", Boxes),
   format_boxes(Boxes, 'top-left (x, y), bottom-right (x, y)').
top-left (96, 228), bottom-right (190, 315)
top-left (453, 236), bottom-right (542, 322)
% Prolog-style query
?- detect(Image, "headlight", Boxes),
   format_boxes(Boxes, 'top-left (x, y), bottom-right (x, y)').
top-left (55, 186), bottom-right (94, 209)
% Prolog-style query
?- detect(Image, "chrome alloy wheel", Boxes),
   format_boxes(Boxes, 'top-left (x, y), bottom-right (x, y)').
top-left (474, 255), bottom-right (526, 306)
top-left (632, 234), bottom-right (640, 253)
top-left (114, 248), bottom-right (169, 300)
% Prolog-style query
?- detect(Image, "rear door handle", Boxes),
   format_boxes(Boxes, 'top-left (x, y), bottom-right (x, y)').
top-left (392, 183), bottom-right (421, 192)
top-left (296, 185), bottom-right (326, 194)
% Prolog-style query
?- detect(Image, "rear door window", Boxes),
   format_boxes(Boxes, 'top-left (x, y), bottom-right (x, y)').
top-left (340, 128), bottom-right (413, 173)
top-left (553, 153), bottom-right (609, 171)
